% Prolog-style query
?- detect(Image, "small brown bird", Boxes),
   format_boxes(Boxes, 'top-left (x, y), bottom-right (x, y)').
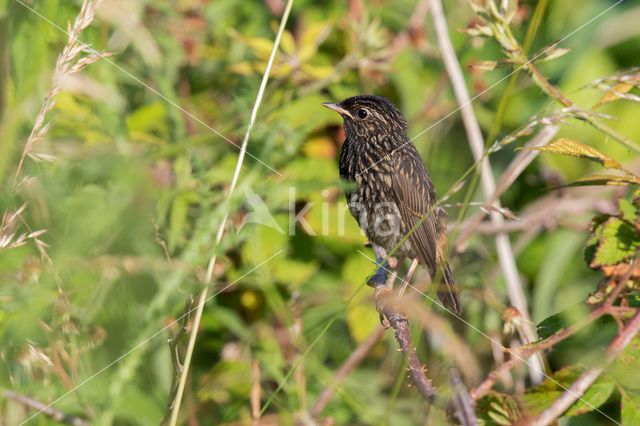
top-left (323, 95), bottom-right (461, 314)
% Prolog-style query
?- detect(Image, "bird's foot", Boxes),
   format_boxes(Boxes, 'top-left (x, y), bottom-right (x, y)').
top-left (367, 261), bottom-right (390, 287)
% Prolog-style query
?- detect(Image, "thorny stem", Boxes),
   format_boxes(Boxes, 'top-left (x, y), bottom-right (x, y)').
top-left (375, 287), bottom-right (438, 403)
top-left (448, 369), bottom-right (478, 426)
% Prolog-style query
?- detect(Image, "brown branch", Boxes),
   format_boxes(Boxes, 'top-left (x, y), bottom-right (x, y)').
top-left (471, 268), bottom-right (639, 402)
top-left (527, 310), bottom-right (640, 426)
top-left (375, 287), bottom-right (438, 403)
top-left (448, 369), bottom-right (478, 426)
top-left (604, 253), bottom-right (640, 307)
top-left (454, 125), bottom-right (558, 251)
top-left (2, 389), bottom-right (89, 426)
top-left (310, 325), bottom-right (385, 417)
top-left (429, 0), bottom-right (544, 383)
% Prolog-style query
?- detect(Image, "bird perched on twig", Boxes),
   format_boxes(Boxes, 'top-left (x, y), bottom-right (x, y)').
top-left (323, 95), bottom-right (461, 314)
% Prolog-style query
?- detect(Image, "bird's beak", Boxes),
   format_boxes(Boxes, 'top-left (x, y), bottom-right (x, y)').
top-left (322, 102), bottom-right (353, 119)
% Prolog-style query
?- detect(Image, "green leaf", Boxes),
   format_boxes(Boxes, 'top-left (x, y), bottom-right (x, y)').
top-left (537, 303), bottom-right (590, 340)
top-left (619, 198), bottom-right (640, 226)
top-left (518, 367), bottom-right (615, 417)
top-left (611, 334), bottom-right (640, 390)
top-left (585, 221), bottom-right (604, 268)
top-left (475, 391), bottom-right (520, 425)
top-left (518, 138), bottom-right (623, 169)
top-left (621, 388), bottom-right (640, 424)
top-left (591, 217), bottom-right (640, 268)
top-left (565, 381), bottom-right (615, 416)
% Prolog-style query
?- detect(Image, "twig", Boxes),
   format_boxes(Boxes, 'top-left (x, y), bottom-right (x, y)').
top-left (454, 125), bottom-right (559, 251)
top-left (604, 253), bottom-right (640, 307)
top-left (2, 389), bottom-right (89, 426)
top-left (428, 0), bottom-right (544, 383)
top-left (251, 359), bottom-right (261, 422)
top-left (310, 326), bottom-right (385, 417)
top-left (375, 288), bottom-right (437, 403)
top-left (161, 296), bottom-right (194, 424)
top-left (448, 369), bottom-right (478, 426)
top-left (527, 310), bottom-right (640, 426)
top-left (166, 1), bottom-right (294, 424)
top-left (471, 267), bottom-right (638, 402)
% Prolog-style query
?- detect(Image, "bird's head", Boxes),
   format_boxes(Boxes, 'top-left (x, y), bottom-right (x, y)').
top-left (322, 95), bottom-right (408, 150)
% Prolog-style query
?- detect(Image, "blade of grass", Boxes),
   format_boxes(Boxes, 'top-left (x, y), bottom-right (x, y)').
top-left (167, 1), bottom-right (294, 424)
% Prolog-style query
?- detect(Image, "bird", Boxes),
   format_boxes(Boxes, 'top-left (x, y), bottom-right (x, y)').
top-left (323, 95), bottom-right (461, 314)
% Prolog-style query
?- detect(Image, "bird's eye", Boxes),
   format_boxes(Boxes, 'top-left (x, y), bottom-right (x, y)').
top-left (357, 109), bottom-right (368, 119)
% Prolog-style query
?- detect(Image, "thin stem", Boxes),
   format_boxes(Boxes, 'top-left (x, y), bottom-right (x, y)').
top-left (2, 389), bottom-right (89, 426)
top-left (429, 0), bottom-right (544, 383)
top-left (454, 125), bottom-right (558, 251)
top-left (166, 1), bottom-right (294, 424)
top-left (528, 310), bottom-right (640, 426)
top-left (310, 326), bottom-right (385, 417)
top-left (470, 270), bottom-right (638, 402)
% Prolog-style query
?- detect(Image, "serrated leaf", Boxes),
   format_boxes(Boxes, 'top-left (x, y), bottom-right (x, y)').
top-left (519, 138), bottom-right (623, 169)
top-left (620, 198), bottom-right (640, 226)
top-left (594, 83), bottom-right (634, 108)
top-left (591, 218), bottom-right (640, 268)
top-left (585, 220), bottom-right (604, 267)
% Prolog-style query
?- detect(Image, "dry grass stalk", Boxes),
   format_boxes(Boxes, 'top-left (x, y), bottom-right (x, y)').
top-left (14, 0), bottom-right (109, 183)
top-left (0, 204), bottom-right (47, 254)
top-left (6, 0), bottom-right (108, 265)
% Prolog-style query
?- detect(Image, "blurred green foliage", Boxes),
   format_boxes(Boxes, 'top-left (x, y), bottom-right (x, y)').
top-left (1, 0), bottom-right (640, 424)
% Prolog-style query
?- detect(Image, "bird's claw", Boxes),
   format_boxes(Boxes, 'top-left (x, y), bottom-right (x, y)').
top-left (367, 263), bottom-right (390, 287)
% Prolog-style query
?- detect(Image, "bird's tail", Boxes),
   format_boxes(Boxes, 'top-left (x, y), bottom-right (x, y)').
top-left (438, 263), bottom-right (461, 315)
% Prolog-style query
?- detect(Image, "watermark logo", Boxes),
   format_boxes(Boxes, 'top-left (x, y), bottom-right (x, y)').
top-left (245, 187), bottom-right (402, 238)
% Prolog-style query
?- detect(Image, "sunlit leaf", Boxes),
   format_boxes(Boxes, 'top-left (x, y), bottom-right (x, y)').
top-left (590, 217), bottom-right (640, 268)
top-left (569, 174), bottom-right (640, 187)
top-left (280, 30), bottom-right (296, 56)
top-left (619, 198), bottom-right (640, 226)
top-left (593, 83), bottom-right (634, 108)
top-left (518, 138), bottom-right (623, 169)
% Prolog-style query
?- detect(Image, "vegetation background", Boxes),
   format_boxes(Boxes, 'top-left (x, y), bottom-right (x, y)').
top-left (1, 0), bottom-right (640, 424)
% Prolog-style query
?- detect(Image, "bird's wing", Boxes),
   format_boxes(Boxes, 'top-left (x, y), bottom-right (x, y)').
top-left (389, 147), bottom-right (442, 272)
top-left (390, 146), bottom-right (461, 313)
